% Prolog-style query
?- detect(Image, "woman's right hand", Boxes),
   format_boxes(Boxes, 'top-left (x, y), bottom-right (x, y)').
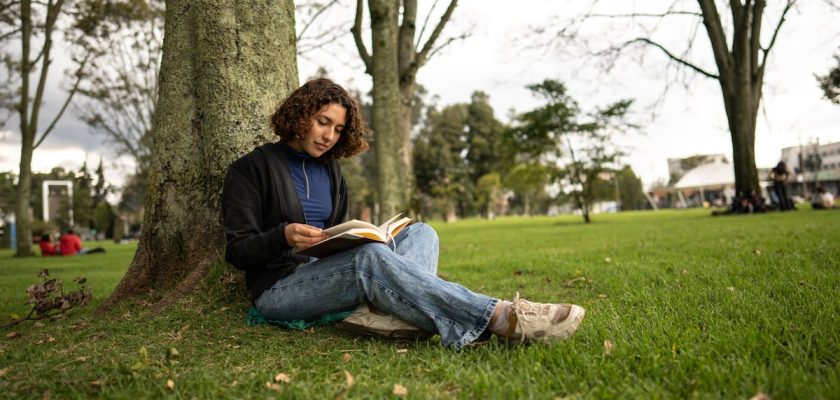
top-left (285, 223), bottom-right (328, 251)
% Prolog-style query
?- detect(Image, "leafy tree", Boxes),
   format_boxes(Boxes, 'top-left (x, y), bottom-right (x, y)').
top-left (475, 172), bottom-right (502, 219)
top-left (413, 104), bottom-right (470, 221)
top-left (99, 0), bottom-right (298, 312)
top-left (465, 91), bottom-right (514, 184)
top-left (817, 51), bottom-right (840, 104)
top-left (352, 0), bottom-right (460, 222)
top-left (616, 165), bottom-right (647, 211)
top-left (504, 163), bottom-right (553, 216)
top-left (92, 201), bottom-right (114, 237)
top-left (0, 172), bottom-right (16, 219)
top-left (73, 161), bottom-right (93, 229)
top-left (513, 80), bottom-right (636, 223)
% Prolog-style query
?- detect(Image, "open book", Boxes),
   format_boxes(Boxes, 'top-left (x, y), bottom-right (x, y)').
top-left (294, 213), bottom-right (412, 258)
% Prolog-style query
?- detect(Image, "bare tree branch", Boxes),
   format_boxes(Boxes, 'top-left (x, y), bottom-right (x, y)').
top-left (296, 0), bottom-right (340, 42)
top-left (425, 32), bottom-right (469, 62)
top-left (415, 0), bottom-right (439, 48)
top-left (761, 0), bottom-right (795, 64)
top-left (351, 0), bottom-right (371, 72)
top-left (0, 27), bottom-right (20, 41)
top-left (415, 0), bottom-right (457, 69)
top-left (624, 37), bottom-right (718, 79)
top-left (588, 11), bottom-right (702, 18)
top-left (34, 54), bottom-right (88, 149)
top-left (28, 0), bottom-right (64, 134)
top-left (698, 0), bottom-right (732, 78)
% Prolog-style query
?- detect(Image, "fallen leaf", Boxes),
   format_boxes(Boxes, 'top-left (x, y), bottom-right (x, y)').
top-left (36, 339), bottom-right (45, 345)
top-left (344, 370), bottom-right (355, 389)
top-left (343, 352), bottom-right (352, 363)
top-left (9, 313), bottom-right (20, 321)
top-left (47, 336), bottom-right (55, 342)
top-left (5, 332), bottom-right (20, 339)
top-left (603, 340), bottom-right (614, 355)
top-left (393, 384), bottom-right (408, 397)
top-left (753, 248), bottom-right (762, 255)
top-left (75, 356), bottom-right (88, 362)
top-left (726, 287), bottom-right (736, 293)
top-left (229, 380), bottom-right (238, 387)
top-left (90, 380), bottom-right (101, 388)
top-left (274, 373), bottom-right (290, 383)
top-left (597, 293), bottom-right (607, 299)
top-left (166, 379), bottom-right (175, 391)
top-left (672, 343), bottom-right (678, 359)
top-left (33, 322), bottom-right (45, 328)
top-left (395, 348), bottom-right (408, 354)
top-left (750, 393), bottom-right (771, 400)
top-left (265, 381), bottom-right (281, 391)
top-left (0, 367), bottom-right (9, 378)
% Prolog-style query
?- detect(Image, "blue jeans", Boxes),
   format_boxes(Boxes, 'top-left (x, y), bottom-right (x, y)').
top-left (255, 223), bottom-right (497, 350)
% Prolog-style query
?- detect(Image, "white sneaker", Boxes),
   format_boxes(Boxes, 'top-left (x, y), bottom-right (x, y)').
top-left (339, 304), bottom-right (432, 341)
top-left (504, 293), bottom-right (585, 343)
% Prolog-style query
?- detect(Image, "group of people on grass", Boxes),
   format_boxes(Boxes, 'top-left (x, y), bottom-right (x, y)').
top-left (38, 229), bottom-right (105, 256)
top-left (719, 161), bottom-right (836, 215)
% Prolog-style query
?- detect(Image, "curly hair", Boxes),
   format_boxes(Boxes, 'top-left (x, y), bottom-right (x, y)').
top-left (271, 78), bottom-right (368, 159)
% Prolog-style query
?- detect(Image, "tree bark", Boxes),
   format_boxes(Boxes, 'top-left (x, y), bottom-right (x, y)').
top-left (697, 0), bottom-right (789, 195)
top-left (354, 0), bottom-right (458, 222)
top-left (368, 0), bottom-right (402, 221)
top-left (98, 0), bottom-right (298, 312)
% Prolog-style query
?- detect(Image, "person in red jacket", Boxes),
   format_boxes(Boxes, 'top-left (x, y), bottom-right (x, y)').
top-left (38, 234), bottom-right (57, 256)
top-left (58, 229), bottom-right (84, 255)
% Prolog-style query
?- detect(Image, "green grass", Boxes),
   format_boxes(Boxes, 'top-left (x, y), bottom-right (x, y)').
top-left (1, 209), bottom-right (839, 399)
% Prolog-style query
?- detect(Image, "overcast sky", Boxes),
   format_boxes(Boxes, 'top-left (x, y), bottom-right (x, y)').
top-left (1, 0), bottom-right (838, 191)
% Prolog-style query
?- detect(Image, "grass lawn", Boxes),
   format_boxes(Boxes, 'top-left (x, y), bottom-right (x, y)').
top-left (1, 208), bottom-right (839, 398)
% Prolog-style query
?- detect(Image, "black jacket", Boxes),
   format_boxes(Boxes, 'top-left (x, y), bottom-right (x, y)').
top-left (221, 142), bottom-right (349, 301)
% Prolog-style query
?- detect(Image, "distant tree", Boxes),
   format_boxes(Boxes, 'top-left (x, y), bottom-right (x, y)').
top-left (542, 1), bottom-right (803, 197)
top-left (72, 0), bottom-right (162, 179)
top-left (616, 165), bottom-right (646, 210)
top-left (352, 0), bottom-right (461, 222)
top-left (0, 172), bottom-right (16, 218)
top-left (465, 91), bottom-right (514, 183)
top-left (2, 0), bottom-right (91, 256)
top-left (817, 51), bottom-right (840, 104)
top-left (413, 104), bottom-right (469, 221)
top-left (73, 161), bottom-right (94, 229)
top-left (92, 201), bottom-right (114, 237)
top-left (513, 79), bottom-right (636, 223)
top-left (504, 163), bottom-right (552, 216)
top-left (475, 172), bottom-right (502, 219)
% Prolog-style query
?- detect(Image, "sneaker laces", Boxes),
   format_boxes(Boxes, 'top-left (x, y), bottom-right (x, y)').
top-left (509, 292), bottom-right (553, 342)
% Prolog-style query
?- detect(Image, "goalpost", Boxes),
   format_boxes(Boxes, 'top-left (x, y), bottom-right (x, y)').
top-left (42, 180), bottom-right (74, 226)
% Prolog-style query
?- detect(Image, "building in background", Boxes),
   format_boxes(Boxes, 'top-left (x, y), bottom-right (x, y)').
top-left (779, 141), bottom-right (840, 198)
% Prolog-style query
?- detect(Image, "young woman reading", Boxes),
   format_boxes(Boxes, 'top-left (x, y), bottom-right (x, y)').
top-left (221, 78), bottom-right (585, 350)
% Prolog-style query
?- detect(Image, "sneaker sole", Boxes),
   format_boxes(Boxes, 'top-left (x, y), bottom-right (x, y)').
top-left (339, 321), bottom-right (434, 341)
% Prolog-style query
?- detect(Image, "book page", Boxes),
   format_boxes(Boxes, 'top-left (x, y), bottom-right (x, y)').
top-left (323, 219), bottom-right (379, 236)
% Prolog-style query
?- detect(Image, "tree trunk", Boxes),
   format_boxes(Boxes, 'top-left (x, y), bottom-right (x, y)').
top-left (14, 144), bottom-right (34, 256)
top-left (98, 0), bottom-right (298, 312)
top-left (369, 0), bottom-right (402, 222)
top-left (355, 0), bottom-right (458, 222)
top-left (698, 0), bottom-right (782, 195)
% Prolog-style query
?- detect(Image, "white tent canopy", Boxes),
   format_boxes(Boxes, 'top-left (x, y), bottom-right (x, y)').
top-left (673, 161), bottom-right (735, 190)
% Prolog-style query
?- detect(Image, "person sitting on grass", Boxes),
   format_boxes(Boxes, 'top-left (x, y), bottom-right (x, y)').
top-left (38, 234), bottom-right (57, 256)
top-left (811, 187), bottom-right (836, 209)
top-left (58, 229), bottom-right (106, 256)
top-left (221, 78), bottom-right (585, 350)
